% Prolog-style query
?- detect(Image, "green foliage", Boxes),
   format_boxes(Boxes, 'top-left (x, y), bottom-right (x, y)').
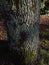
top-left (40, 49), bottom-right (49, 65)
top-left (40, 59), bottom-right (45, 65)
top-left (39, 29), bottom-right (49, 65)
top-left (40, 0), bottom-right (49, 14)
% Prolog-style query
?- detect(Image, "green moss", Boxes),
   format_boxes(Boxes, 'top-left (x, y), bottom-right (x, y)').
top-left (25, 49), bottom-right (37, 64)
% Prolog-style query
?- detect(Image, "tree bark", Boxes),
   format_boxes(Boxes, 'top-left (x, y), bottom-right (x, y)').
top-left (0, 0), bottom-right (40, 65)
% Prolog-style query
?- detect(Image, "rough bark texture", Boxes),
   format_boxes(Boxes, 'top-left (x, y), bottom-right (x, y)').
top-left (0, 0), bottom-right (40, 65)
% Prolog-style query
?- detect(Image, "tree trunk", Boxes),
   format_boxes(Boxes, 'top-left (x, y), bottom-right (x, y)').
top-left (0, 0), bottom-right (40, 65)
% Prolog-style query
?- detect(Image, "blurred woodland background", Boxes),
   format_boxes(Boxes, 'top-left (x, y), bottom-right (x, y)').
top-left (39, 0), bottom-right (49, 65)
